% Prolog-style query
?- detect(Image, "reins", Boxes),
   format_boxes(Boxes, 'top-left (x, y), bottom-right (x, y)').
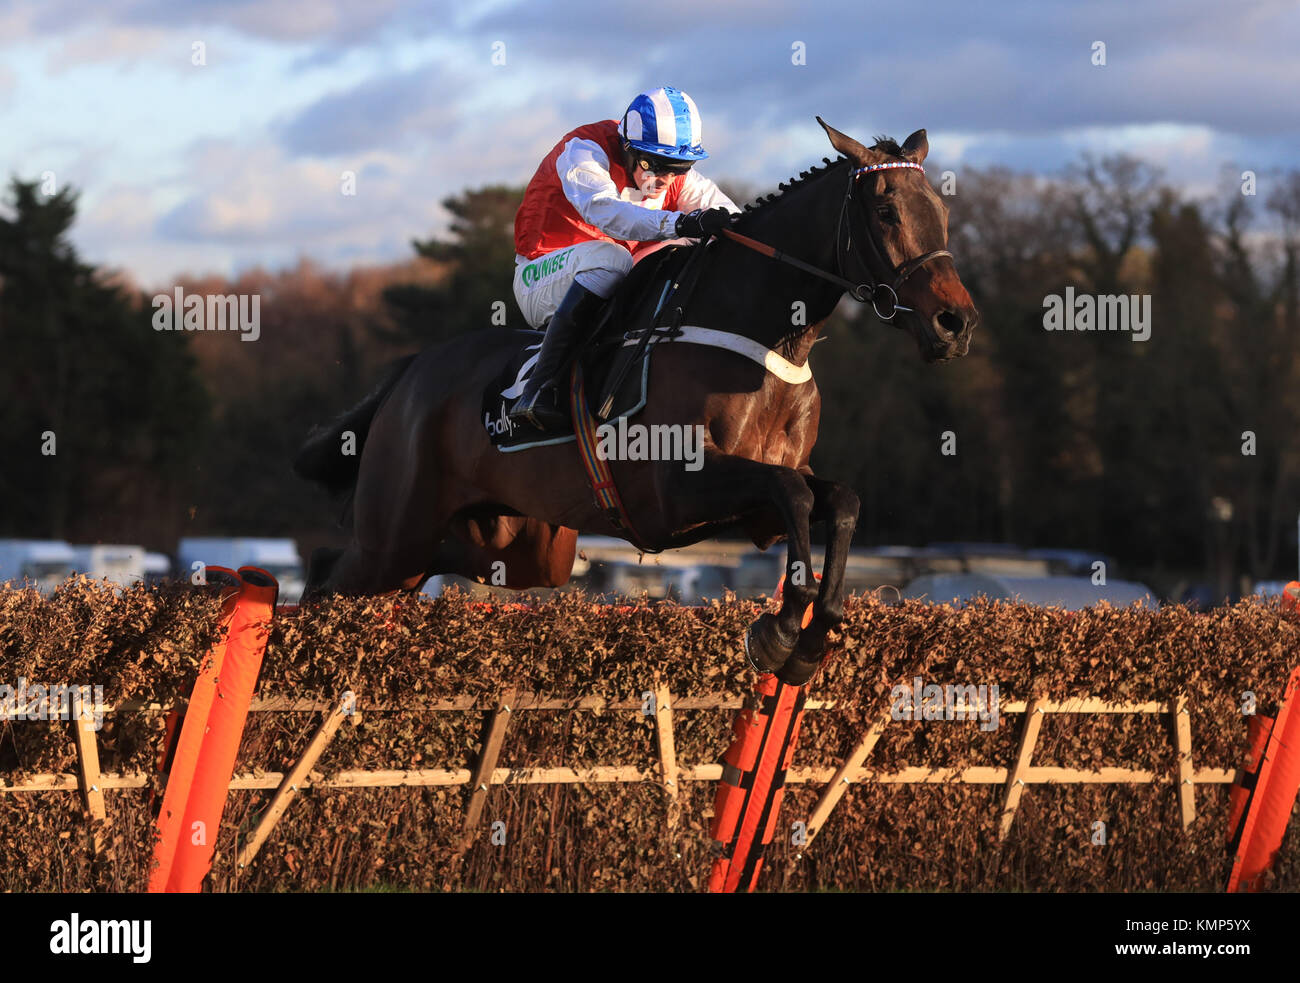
top-left (720, 159), bottom-right (952, 322)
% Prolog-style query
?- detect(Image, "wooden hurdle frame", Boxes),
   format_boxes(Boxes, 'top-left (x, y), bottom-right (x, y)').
top-left (1, 687), bottom-right (1235, 870)
top-left (799, 693), bottom-right (1221, 853)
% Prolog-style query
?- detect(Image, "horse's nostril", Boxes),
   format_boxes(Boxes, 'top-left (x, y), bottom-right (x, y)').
top-left (935, 311), bottom-right (964, 338)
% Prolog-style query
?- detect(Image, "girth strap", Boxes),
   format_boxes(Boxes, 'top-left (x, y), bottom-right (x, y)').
top-left (569, 362), bottom-right (660, 554)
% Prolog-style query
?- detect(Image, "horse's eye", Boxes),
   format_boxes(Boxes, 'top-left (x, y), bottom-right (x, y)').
top-left (875, 205), bottom-right (897, 224)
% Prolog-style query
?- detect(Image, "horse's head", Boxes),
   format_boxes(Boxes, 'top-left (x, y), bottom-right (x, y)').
top-left (817, 117), bottom-right (978, 362)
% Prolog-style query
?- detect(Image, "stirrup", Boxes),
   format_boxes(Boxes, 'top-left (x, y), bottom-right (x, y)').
top-left (509, 383), bottom-right (566, 431)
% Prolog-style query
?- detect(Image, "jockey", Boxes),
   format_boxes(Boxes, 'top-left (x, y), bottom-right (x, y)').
top-left (508, 85), bottom-right (741, 431)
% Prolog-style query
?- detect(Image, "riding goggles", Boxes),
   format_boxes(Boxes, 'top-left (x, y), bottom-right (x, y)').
top-left (637, 156), bottom-right (694, 176)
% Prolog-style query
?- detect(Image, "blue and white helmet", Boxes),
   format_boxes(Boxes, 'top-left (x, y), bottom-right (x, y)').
top-left (619, 86), bottom-right (708, 161)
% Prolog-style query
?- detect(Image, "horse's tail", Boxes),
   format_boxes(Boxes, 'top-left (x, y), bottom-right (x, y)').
top-left (293, 354), bottom-right (417, 495)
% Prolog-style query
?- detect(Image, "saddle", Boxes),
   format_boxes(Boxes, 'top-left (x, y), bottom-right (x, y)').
top-left (481, 244), bottom-right (701, 452)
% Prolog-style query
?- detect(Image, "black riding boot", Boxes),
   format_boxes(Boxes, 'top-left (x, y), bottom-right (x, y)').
top-left (508, 281), bottom-right (605, 431)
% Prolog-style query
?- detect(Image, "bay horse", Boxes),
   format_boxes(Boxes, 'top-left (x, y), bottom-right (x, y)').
top-left (294, 118), bottom-right (979, 684)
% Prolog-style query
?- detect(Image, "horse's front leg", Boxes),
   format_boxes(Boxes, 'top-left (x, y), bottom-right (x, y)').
top-left (779, 475), bottom-right (860, 685)
top-left (659, 454), bottom-right (816, 673)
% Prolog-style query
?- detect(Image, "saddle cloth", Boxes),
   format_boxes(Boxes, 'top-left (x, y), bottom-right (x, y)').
top-left (480, 329), bottom-right (653, 452)
top-left (481, 245), bottom-right (693, 452)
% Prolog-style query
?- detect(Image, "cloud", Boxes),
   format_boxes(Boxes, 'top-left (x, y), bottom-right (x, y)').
top-left (462, 0), bottom-right (1300, 139)
top-left (72, 144), bottom-right (426, 283)
top-left (78, 183), bottom-right (159, 243)
top-left (14, 0), bottom-right (448, 47)
top-left (51, 91), bottom-right (584, 284)
top-left (155, 140), bottom-right (413, 243)
top-left (44, 25), bottom-right (174, 71)
top-left (277, 63), bottom-right (463, 156)
top-left (6, 0), bottom-right (1298, 287)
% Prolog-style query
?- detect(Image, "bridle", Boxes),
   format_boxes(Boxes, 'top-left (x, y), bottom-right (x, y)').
top-left (839, 160), bottom-right (953, 321)
top-left (720, 158), bottom-right (953, 322)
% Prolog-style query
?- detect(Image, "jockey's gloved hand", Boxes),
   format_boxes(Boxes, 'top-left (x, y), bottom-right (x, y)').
top-left (675, 207), bottom-right (734, 240)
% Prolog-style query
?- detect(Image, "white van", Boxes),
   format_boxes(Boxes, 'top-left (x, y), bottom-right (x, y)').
top-left (176, 538), bottom-right (305, 603)
top-left (0, 540), bottom-right (77, 595)
top-left (70, 544), bottom-right (146, 590)
top-left (143, 552), bottom-right (172, 586)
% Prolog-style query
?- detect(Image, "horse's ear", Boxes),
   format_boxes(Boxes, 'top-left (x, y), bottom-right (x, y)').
top-left (901, 128), bottom-right (929, 164)
top-left (816, 116), bottom-right (880, 164)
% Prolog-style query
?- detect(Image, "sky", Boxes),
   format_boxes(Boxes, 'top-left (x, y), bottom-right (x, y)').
top-left (1, 0), bottom-right (1296, 286)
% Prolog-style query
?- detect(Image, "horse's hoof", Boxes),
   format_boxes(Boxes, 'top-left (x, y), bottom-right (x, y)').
top-left (744, 613), bottom-right (798, 674)
top-left (777, 651), bottom-right (821, 686)
top-left (779, 628), bottom-right (829, 686)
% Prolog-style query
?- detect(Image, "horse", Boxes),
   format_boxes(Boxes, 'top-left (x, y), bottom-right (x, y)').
top-left (293, 118), bottom-right (979, 684)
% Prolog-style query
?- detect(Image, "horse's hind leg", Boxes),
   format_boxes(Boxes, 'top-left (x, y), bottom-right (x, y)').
top-left (317, 386), bottom-right (455, 596)
top-left (303, 547), bottom-right (344, 601)
top-left (309, 537), bottom-right (469, 600)
top-left (317, 485), bottom-right (450, 597)
top-left (316, 539), bottom-right (430, 597)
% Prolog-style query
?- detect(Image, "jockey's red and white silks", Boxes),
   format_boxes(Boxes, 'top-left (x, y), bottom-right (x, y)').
top-left (512, 118), bottom-right (738, 328)
top-left (514, 119), bottom-right (736, 261)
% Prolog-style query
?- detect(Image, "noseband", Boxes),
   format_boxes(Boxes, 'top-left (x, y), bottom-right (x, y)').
top-left (839, 160), bottom-right (952, 321)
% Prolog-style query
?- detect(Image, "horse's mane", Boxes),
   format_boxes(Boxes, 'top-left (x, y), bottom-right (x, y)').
top-left (740, 136), bottom-right (901, 217)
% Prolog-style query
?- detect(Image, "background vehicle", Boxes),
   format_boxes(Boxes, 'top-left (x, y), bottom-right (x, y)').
top-left (0, 540), bottom-right (76, 595)
top-left (143, 552), bottom-right (172, 586)
top-left (900, 573), bottom-right (1157, 610)
top-left (176, 538), bottom-right (306, 603)
top-left (69, 544), bottom-right (146, 590)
